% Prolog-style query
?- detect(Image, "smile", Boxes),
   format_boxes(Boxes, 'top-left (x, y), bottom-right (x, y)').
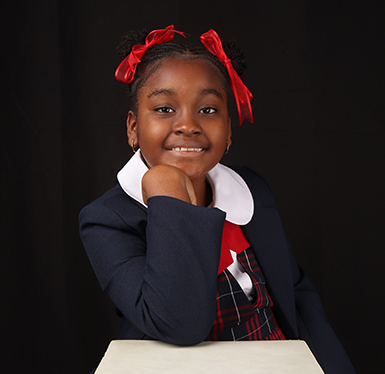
top-left (169, 147), bottom-right (204, 152)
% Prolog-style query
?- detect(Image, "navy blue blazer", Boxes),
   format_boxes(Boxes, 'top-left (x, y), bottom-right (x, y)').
top-left (79, 166), bottom-right (355, 374)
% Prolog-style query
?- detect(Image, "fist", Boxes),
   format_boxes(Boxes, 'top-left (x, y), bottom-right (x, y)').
top-left (142, 165), bottom-right (197, 206)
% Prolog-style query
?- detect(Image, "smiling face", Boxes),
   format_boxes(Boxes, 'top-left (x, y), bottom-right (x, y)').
top-left (127, 57), bottom-right (232, 187)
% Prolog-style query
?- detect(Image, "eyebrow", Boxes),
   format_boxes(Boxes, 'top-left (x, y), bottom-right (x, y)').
top-left (147, 89), bottom-right (176, 98)
top-left (147, 88), bottom-right (224, 101)
top-left (198, 88), bottom-right (224, 101)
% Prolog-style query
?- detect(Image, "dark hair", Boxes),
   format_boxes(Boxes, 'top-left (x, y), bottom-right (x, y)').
top-left (116, 29), bottom-right (247, 113)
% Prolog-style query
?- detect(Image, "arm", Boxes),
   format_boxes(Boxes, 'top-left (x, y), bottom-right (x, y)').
top-left (232, 166), bottom-right (355, 373)
top-left (287, 245), bottom-right (356, 374)
top-left (79, 192), bottom-right (225, 345)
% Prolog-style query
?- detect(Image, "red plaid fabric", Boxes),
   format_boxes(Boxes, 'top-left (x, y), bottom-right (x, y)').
top-left (207, 248), bottom-right (286, 341)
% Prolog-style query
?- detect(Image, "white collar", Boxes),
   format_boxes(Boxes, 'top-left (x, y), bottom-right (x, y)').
top-left (117, 151), bottom-right (254, 225)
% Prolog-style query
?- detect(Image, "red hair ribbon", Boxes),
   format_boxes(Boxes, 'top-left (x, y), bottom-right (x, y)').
top-left (200, 29), bottom-right (254, 125)
top-left (115, 25), bottom-right (187, 84)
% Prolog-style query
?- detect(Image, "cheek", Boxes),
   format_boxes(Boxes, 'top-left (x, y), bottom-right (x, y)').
top-left (137, 124), bottom-right (166, 149)
top-left (211, 123), bottom-right (230, 145)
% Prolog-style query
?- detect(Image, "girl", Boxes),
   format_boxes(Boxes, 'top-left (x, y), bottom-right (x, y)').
top-left (79, 25), bottom-right (355, 373)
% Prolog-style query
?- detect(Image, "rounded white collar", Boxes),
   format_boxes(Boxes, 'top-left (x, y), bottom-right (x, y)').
top-left (117, 151), bottom-right (254, 225)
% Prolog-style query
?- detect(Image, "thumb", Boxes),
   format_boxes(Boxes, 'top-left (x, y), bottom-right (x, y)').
top-left (185, 178), bottom-right (197, 206)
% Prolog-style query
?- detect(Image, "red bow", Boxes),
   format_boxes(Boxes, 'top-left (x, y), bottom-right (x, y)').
top-left (218, 220), bottom-right (250, 274)
top-left (115, 25), bottom-right (187, 84)
top-left (200, 29), bottom-right (254, 125)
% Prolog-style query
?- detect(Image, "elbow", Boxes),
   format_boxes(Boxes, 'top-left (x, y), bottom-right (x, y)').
top-left (165, 328), bottom-right (210, 346)
top-left (159, 313), bottom-right (214, 346)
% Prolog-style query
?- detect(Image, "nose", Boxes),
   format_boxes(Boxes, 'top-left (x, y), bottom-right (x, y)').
top-left (173, 111), bottom-right (202, 136)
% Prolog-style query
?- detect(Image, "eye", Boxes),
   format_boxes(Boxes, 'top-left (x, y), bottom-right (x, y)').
top-left (156, 107), bottom-right (174, 113)
top-left (199, 107), bottom-right (217, 114)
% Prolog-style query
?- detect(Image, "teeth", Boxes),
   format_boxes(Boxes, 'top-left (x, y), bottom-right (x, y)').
top-left (171, 147), bottom-right (203, 152)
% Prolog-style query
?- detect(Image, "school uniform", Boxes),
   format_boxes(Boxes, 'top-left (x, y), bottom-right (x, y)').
top-left (79, 151), bottom-right (355, 374)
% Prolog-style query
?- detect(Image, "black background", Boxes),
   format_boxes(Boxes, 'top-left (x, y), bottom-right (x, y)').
top-left (2, 1), bottom-right (384, 373)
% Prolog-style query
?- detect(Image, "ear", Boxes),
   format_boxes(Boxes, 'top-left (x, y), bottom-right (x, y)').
top-left (226, 117), bottom-right (232, 147)
top-left (126, 110), bottom-right (138, 148)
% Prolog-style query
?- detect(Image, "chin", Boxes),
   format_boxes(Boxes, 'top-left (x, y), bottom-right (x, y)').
top-left (176, 166), bottom-right (205, 182)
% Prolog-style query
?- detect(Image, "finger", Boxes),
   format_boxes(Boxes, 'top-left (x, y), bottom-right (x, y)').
top-left (185, 178), bottom-right (197, 206)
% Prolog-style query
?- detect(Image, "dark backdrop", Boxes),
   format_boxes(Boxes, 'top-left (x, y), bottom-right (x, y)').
top-left (2, 1), bottom-right (384, 373)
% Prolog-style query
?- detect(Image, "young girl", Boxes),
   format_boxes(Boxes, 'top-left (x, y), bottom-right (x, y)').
top-left (79, 25), bottom-right (355, 373)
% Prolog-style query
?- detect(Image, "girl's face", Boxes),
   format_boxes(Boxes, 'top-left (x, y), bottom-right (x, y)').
top-left (127, 57), bottom-right (232, 185)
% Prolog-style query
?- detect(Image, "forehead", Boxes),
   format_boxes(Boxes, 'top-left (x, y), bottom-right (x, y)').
top-left (139, 57), bottom-right (228, 97)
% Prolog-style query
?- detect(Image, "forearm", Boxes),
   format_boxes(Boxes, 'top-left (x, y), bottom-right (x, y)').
top-left (80, 195), bottom-right (225, 344)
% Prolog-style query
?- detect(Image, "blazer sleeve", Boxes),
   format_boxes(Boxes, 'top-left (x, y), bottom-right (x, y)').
top-left (233, 166), bottom-right (355, 374)
top-left (287, 241), bottom-right (356, 374)
top-left (79, 192), bottom-right (225, 345)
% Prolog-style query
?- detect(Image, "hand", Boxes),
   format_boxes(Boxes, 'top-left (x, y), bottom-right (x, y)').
top-left (142, 165), bottom-right (197, 206)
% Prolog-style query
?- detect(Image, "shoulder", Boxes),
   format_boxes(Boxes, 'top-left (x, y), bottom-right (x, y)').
top-left (79, 184), bottom-right (147, 230)
top-left (227, 165), bottom-right (276, 207)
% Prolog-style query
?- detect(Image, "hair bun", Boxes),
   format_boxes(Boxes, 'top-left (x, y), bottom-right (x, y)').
top-left (116, 29), bottom-right (148, 60)
top-left (223, 40), bottom-right (247, 76)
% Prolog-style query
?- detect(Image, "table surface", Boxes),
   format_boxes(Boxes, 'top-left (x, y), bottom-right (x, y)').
top-left (95, 340), bottom-right (325, 374)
